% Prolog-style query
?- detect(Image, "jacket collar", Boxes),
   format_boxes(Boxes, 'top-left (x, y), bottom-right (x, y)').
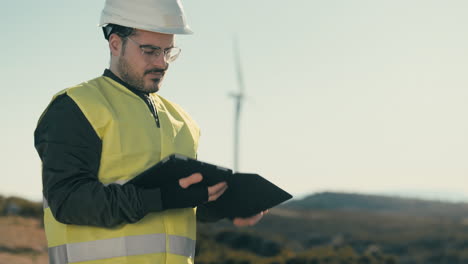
top-left (103, 69), bottom-right (150, 96)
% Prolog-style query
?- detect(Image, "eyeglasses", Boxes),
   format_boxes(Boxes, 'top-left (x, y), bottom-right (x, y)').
top-left (126, 37), bottom-right (181, 63)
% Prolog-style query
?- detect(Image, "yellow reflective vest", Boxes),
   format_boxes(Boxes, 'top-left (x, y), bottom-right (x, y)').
top-left (42, 75), bottom-right (200, 264)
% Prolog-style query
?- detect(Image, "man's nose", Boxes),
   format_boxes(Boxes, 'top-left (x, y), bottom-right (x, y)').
top-left (151, 54), bottom-right (167, 69)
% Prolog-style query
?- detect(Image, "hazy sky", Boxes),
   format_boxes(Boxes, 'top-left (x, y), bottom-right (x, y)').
top-left (2, 0), bottom-right (468, 202)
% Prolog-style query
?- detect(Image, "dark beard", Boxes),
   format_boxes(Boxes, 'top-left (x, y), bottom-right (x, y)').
top-left (117, 56), bottom-right (166, 93)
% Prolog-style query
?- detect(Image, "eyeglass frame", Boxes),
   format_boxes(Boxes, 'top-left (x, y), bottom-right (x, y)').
top-left (125, 37), bottom-right (181, 63)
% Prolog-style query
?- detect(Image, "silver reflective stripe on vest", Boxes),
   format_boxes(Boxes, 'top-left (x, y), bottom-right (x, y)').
top-left (49, 245), bottom-right (68, 264)
top-left (43, 196), bottom-right (49, 209)
top-left (169, 235), bottom-right (196, 259)
top-left (48, 234), bottom-right (195, 263)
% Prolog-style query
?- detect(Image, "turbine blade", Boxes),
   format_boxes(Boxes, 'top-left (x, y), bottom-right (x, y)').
top-left (233, 37), bottom-right (245, 95)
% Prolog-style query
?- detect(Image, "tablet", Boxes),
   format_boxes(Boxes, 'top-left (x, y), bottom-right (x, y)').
top-left (201, 172), bottom-right (293, 218)
top-left (127, 154), bottom-right (232, 187)
top-left (127, 154), bottom-right (292, 218)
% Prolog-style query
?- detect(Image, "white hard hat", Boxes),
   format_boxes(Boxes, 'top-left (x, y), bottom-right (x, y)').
top-left (99, 0), bottom-right (193, 35)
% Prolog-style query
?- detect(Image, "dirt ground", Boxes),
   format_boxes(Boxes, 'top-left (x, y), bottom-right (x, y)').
top-left (0, 216), bottom-right (47, 264)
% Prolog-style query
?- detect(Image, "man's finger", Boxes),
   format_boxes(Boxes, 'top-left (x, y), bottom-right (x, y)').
top-left (233, 212), bottom-right (264, 227)
top-left (207, 182), bottom-right (228, 201)
top-left (208, 181), bottom-right (227, 196)
top-left (208, 185), bottom-right (228, 202)
top-left (179, 173), bottom-right (203, 189)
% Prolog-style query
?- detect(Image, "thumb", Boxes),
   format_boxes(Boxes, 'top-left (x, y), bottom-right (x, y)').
top-left (179, 173), bottom-right (203, 189)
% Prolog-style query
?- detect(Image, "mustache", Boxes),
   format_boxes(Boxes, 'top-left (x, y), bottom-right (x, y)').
top-left (144, 67), bottom-right (168, 75)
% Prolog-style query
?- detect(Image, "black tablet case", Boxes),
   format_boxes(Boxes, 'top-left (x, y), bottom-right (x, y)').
top-left (126, 154), bottom-right (292, 218)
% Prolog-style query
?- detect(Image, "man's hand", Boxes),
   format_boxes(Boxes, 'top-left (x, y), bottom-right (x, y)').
top-left (233, 210), bottom-right (268, 227)
top-left (179, 173), bottom-right (228, 202)
top-left (161, 173), bottom-right (228, 210)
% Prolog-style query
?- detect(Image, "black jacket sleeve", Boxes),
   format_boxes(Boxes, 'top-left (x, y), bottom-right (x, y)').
top-left (196, 203), bottom-right (226, 222)
top-left (34, 94), bottom-right (162, 228)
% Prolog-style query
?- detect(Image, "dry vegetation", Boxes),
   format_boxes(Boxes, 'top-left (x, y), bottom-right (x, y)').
top-left (0, 216), bottom-right (47, 264)
top-left (1, 193), bottom-right (468, 264)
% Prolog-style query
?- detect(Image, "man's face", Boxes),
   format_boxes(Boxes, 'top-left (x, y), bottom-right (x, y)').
top-left (114, 30), bottom-right (175, 93)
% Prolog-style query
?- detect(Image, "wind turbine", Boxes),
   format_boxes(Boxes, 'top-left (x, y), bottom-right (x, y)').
top-left (229, 37), bottom-right (245, 172)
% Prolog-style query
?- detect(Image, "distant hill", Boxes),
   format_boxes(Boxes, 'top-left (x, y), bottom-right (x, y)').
top-left (199, 192), bottom-right (468, 264)
top-left (282, 191), bottom-right (468, 219)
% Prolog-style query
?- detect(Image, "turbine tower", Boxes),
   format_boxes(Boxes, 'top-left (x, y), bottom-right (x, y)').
top-left (230, 37), bottom-right (245, 172)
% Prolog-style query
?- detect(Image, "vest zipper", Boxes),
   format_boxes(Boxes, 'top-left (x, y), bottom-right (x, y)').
top-left (147, 95), bottom-right (161, 128)
top-left (139, 94), bottom-right (161, 128)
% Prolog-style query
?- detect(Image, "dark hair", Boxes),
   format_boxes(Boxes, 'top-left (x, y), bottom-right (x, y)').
top-left (102, 24), bottom-right (136, 40)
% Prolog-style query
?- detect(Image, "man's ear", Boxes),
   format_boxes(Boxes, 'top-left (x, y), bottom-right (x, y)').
top-left (108, 34), bottom-right (122, 57)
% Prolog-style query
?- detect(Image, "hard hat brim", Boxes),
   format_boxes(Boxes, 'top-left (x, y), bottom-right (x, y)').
top-left (99, 22), bottom-right (193, 35)
top-left (99, 9), bottom-right (193, 35)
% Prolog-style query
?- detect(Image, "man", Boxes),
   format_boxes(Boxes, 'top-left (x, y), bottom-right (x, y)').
top-left (34, 0), bottom-right (263, 263)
